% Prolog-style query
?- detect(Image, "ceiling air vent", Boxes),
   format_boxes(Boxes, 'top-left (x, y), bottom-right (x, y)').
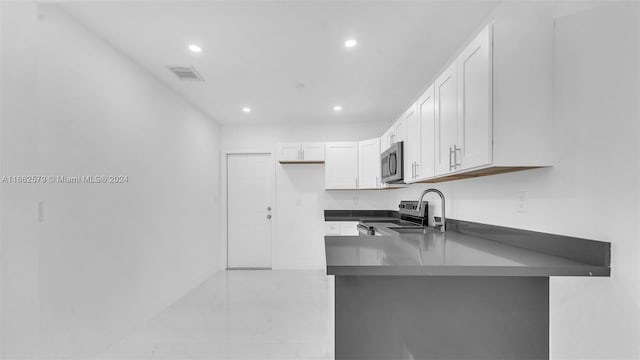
top-left (167, 66), bottom-right (204, 81)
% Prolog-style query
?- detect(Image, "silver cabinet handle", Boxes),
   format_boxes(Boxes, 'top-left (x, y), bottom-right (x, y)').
top-left (449, 146), bottom-right (455, 171)
top-left (299, 148), bottom-right (303, 161)
top-left (412, 162), bottom-right (416, 179)
top-left (415, 162), bottom-right (420, 178)
top-left (453, 145), bottom-right (461, 169)
top-left (355, 176), bottom-right (359, 189)
top-left (376, 176), bottom-right (379, 188)
top-left (267, 214), bottom-right (272, 219)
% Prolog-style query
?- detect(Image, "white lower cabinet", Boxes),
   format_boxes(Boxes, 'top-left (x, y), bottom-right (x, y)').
top-left (324, 221), bottom-right (359, 236)
top-left (358, 138), bottom-right (381, 189)
top-left (325, 142), bottom-right (358, 189)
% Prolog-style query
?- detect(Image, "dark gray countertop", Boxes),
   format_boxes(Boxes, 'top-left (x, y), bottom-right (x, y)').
top-left (325, 211), bottom-right (611, 277)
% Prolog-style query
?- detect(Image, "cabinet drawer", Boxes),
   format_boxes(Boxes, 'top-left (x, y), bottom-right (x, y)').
top-left (324, 222), bottom-right (341, 235)
top-left (324, 221), bottom-right (359, 236)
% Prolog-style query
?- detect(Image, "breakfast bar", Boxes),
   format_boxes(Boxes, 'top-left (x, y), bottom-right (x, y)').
top-left (325, 211), bottom-right (610, 360)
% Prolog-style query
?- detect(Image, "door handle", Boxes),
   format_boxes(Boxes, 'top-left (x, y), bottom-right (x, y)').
top-left (415, 163), bottom-right (420, 178)
top-left (453, 145), bottom-right (461, 169)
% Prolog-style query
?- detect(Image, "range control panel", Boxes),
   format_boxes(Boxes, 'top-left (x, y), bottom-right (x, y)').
top-left (398, 200), bottom-right (427, 218)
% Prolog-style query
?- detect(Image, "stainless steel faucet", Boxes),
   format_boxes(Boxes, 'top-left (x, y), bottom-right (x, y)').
top-left (417, 188), bottom-right (446, 232)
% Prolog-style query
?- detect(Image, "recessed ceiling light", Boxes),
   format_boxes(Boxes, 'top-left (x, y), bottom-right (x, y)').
top-left (188, 44), bottom-right (202, 53)
top-left (344, 39), bottom-right (357, 48)
top-left (242, 107), bottom-right (251, 113)
top-left (333, 105), bottom-right (342, 111)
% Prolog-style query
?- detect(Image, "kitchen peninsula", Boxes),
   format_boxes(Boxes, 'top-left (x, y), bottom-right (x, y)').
top-left (324, 210), bottom-right (610, 360)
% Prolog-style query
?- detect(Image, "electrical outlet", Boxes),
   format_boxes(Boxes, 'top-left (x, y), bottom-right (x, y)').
top-left (517, 191), bottom-right (528, 213)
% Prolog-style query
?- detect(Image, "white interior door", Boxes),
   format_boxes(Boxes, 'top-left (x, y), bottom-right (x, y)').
top-left (227, 153), bottom-right (273, 269)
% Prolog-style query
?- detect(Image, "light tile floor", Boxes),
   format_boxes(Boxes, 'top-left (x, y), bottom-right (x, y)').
top-left (97, 270), bottom-right (332, 360)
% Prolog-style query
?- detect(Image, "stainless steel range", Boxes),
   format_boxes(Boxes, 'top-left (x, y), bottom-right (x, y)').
top-left (356, 201), bottom-right (428, 236)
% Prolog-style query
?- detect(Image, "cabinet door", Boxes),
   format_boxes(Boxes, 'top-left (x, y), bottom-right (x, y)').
top-left (458, 24), bottom-right (492, 170)
top-left (380, 129), bottom-right (391, 152)
top-left (417, 85), bottom-right (436, 180)
top-left (277, 143), bottom-right (300, 162)
top-left (325, 142), bottom-right (358, 189)
top-left (301, 142), bottom-right (325, 162)
top-left (435, 62), bottom-right (459, 175)
top-left (324, 222), bottom-right (341, 235)
top-left (403, 104), bottom-right (420, 182)
top-left (340, 222), bottom-right (359, 236)
top-left (358, 138), bottom-right (381, 189)
top-left (390, 117), bottom-right (406, 145)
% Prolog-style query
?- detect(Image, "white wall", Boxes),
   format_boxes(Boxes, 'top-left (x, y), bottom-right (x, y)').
top-left (389, 3), bottom-right (640, 359)
top-left (0, 2), bottom-right (41, 358)
top-left (220, 122), bottom-right (393, 270)
top-left (1, 4), bottom-right (222, 358)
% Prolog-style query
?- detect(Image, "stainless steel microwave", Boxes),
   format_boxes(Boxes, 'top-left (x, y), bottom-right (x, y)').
top-left (381, 142), bottom-right (403, 184)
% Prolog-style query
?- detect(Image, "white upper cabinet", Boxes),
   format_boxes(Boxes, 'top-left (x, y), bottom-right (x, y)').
top-left (358, 138), bottom-right (381, 189)
top-left (457, 25), bottom-right (492, 170)
top-left (277, 143), bottom-right (301, 162)
top-left (277, 142), bottom-right (325, 163)
top-left (414, 20), bottom-right (553, 182)
top-left (407, 84), bottom-right (436, 182)
top-left (401, 104), bottom-right (420, 182)
top-left (390, 117), bottom-right (405, 145)
top-left (301, 143), bottom-right (325, 162)
top-left (381, 116), bottom-right (407, 153)
top-left (434, 62), bottom-right (459, 176)
top-left (325, 142), bottom-right (358, 189)
top-left (380, 131), bottom-right (391, 152)
top-left (287, 18), bottom-right (554, 185)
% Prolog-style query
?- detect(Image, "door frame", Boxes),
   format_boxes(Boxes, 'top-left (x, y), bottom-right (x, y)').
top-left (221, 149), bottom-right (276, 270)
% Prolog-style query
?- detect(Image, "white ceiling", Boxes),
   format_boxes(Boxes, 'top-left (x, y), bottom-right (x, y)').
top-left (59, 1), bottom-right (501, 125)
